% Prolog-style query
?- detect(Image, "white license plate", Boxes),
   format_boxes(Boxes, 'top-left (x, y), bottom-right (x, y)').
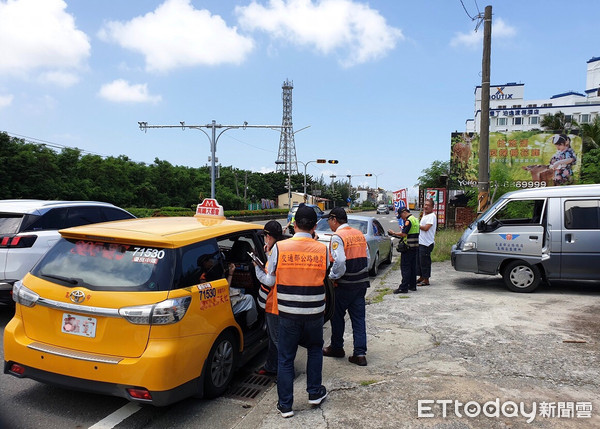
top-left (61, 313), bottom-right (97, 338)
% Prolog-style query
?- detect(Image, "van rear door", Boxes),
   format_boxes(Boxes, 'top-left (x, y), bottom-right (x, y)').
top-left (560, 198), bottom-right (600, 280)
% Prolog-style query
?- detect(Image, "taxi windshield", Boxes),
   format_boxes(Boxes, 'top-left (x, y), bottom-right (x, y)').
top-left (31, 238), bottom-right (175, 292)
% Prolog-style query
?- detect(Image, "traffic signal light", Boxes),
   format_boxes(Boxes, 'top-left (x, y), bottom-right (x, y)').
top-left (316, 159), bottom-right (326, 163)
top-left (365, 173), bottom-right (372, 177)
top-left (328, 160), bottom-right (339, 164)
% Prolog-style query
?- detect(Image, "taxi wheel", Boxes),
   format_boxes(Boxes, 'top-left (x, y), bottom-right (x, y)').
top-left (502, 260), bottom-right (541, 293)
top-left (204, 331), bottom-right (238, 398)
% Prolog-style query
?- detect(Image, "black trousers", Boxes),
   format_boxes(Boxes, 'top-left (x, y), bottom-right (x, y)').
top-left (399, 248), bottom-right (418, 291)
top-left (417, 243), bottom-right (434, 278)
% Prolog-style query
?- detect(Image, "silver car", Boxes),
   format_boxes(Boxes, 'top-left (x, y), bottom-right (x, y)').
top-left (376, 204), bottom-right (390, 214)
top-left (314, 214), bottom-right (393, 276)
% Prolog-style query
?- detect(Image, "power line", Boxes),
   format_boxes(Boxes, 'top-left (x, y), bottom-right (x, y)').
top-left (5, 131), bottom-right (113, 158)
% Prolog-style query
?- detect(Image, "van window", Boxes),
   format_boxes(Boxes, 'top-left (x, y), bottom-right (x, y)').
top-left (492, 199), bottom-right (545, 225)
top-left (564, 200), bottom-right (600, 230)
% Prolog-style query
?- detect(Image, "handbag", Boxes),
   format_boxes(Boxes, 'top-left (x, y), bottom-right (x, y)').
top-left (396, 240), bottom-right (410, 253)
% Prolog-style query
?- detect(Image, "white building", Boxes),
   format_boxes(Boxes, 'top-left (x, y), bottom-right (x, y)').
top-left (466, 56), bottom-right (600, 133)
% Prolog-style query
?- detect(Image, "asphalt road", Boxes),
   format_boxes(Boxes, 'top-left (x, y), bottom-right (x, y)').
top-left (3, 211), bottom-right (598, 428)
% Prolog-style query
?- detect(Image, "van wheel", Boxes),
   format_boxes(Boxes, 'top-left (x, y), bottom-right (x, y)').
top-left (204, 331), bottom-right (237, 398)
top-left (502, 260), bottom-right (541, 293)
top-left (369, 253), bottom-right (379, 276)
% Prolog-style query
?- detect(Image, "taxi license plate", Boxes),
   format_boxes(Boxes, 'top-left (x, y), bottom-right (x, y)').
top-left (61, 313), bottom-right (97, 338)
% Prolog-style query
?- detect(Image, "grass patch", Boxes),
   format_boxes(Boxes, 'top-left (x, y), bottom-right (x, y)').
top-left (431, 228), bottom-right (464, 262)
top-left (360, 380), bottom-right (379, 386)
top-left (367, 288), bottom-right (392, 304)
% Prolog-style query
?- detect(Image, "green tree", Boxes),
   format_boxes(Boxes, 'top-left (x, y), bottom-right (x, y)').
top-left (540, 111), bottom-right (579, 134)
top-left (580, 116), bottom-right (600, 151)
top-left (416, 160), bottom-right (450, 189)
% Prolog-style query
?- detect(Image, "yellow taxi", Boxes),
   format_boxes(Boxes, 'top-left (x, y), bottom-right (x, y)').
top-left (4, 199), bottom-right (333, 406)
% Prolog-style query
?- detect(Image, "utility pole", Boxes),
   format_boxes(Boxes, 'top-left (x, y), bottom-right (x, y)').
top-left (138, 121), bottom-right (282, 199)
top-left (478, 5), bottom-right (492, 213)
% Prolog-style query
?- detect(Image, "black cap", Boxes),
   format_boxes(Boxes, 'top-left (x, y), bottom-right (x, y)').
top-left (397, 207), bottom-right (410, 217)
top-left (295, 204), bottom-right (317, 224)
top-left (263, 220), bottom-right (283, 240)
top-left (328, 207), bottom-right (348, 223)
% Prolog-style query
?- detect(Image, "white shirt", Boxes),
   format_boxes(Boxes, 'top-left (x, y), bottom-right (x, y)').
top-left (419, 212), bottom-right (437, 246)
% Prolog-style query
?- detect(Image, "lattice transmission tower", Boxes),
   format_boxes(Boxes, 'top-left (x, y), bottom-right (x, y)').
top-left (276, 79), bottom-right (298, 175)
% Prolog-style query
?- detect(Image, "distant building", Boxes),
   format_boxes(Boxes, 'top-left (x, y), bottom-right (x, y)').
top-left (466, 56), bottom-right (600, 133)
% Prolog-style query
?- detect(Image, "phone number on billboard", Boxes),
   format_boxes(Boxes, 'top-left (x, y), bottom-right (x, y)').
top-left (458, 180), bottom-right (548, 188)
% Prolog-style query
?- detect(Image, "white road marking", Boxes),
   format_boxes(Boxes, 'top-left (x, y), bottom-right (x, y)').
top-left (88, 402), bottom-right (141, 429)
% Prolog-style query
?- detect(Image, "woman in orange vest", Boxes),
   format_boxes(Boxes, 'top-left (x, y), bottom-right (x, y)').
top-left (254, 220), bottom-right (285, 376)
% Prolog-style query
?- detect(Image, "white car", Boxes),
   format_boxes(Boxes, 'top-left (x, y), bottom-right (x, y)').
top-left (314, 214), bottom-right (393, 276)
top-left (0, 200), bottom-right (134, 304)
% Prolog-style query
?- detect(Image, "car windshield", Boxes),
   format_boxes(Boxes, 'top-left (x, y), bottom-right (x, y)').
top-left (315, 218), bottom-right (368, 234)
top-left (31, 238), bottom-right (175, 292)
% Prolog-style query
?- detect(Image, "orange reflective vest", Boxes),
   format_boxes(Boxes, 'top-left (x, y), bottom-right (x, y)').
top-left (333, 226), bottom-right (369, 289)
top-left (275, 236), bottom-right (328, 320)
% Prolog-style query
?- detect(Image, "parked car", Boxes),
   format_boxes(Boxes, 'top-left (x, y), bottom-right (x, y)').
top-left (287, 203), bottom-right (325, 234)
top-left (452, 184), bottom-right (600, 292)
top-left (376, 204), bottom-right (390, 214)
top-left (0, 200), bottom-right (135, 305)
top-left (314, 214), bottom-right (393, 276)
top-left (5, 199), bottom-right (334, 406)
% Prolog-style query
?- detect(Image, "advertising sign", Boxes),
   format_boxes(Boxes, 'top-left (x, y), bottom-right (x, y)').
top-left (426, 188), bottom-right (446, 226)
top-left (393, 188), bottom-right (408, 213)
top-left (450, 131), bottom-right (582, 189)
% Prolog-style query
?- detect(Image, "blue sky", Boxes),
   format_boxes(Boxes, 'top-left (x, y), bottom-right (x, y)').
top-left (1, 0), bottom-right (599, 196)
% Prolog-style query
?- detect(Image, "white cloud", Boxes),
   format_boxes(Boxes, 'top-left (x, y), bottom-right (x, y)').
top-left (98, 0), bottom-right (254, 72)
top-left (98, 79), bottom-right (162, 104)
top-left (0, 94), bottom-right (13, 108)
top-left (0, 0), bottom-right (90, 76)
top-left (38, 71), bottom-right (80, 87)
top-left (450, 17), bottom-right (516, 49)
top-left (236, 0), bottom-right (403, 67)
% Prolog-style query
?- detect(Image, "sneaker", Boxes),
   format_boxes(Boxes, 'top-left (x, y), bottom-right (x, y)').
top-left (255, 367), bottom-right (277, 376)
top-left (277, 402), bottom-right (294, 418)
top-left (308, 386), bottom-right (328, 405)
top-left (323, 345), bottom-right (345, 358)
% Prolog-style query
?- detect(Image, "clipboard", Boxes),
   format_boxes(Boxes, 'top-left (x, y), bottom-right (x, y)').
top-left (247, 251), bottom-right (265, 270)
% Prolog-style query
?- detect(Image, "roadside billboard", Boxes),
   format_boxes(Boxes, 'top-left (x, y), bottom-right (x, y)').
top-left (393, 188), bottom-right (408, 213)
top-left (426, 188), bottom-right (446, 226)
top-left (450, 131), bottom-right (582, 189)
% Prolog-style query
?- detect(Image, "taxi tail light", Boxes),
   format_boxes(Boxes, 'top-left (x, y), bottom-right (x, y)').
top-left (127, 387), bottom-right (152, 401)
top-left (119, 297), bottom-right (192, 325)
top-left (8, 363), bottom-right (26, 376)
top-left (0, 235), bottom-right (37, 248)
top-left (12, 280), bottom-right (39, 307)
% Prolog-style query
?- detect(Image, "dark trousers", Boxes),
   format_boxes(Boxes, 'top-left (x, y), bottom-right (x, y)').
top-left (399, 248), bottom-right (418, 291)
top-left (329, 287), bottom-right (367, 356)
top-left (417, 243), bottom-right (434, 279)
top-left (263, 312), bottom-right (279, 373)
top-left (277, 316), bottom-right (324, 409)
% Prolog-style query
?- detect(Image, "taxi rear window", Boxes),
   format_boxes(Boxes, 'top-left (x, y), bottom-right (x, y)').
top-left (31, 238), bottom-right (175, 292)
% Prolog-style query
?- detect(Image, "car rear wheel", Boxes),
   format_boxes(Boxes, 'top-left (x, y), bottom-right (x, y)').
top-left (204, 331), bottom-right (238, 398)
top-left (502, 260), bottom-right (541, 293)
top-left (369, 252), bottom-right (379, 276)
top-left (383, 247), bottom-right (393, 265)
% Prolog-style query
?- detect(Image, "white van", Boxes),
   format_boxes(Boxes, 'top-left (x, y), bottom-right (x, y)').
top-left (451, 184), bottom-right (600, 292)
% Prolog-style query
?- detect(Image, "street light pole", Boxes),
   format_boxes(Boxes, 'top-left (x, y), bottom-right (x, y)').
top-left (138, 120), bottom-right (283, 199)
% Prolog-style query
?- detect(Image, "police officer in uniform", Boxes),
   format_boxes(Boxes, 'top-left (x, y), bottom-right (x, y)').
top-left (388, 207), bottom-right (420, 293)
top-left (323, 207), bottom-right (371, 366)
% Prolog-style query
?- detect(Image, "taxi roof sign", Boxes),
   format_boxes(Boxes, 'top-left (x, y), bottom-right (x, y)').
top-left (195, 198), bottom-right (225, 217)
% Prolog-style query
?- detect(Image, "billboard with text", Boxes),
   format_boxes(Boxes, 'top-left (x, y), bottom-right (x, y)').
top-left (450, 131), bottom-right (582, 189)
